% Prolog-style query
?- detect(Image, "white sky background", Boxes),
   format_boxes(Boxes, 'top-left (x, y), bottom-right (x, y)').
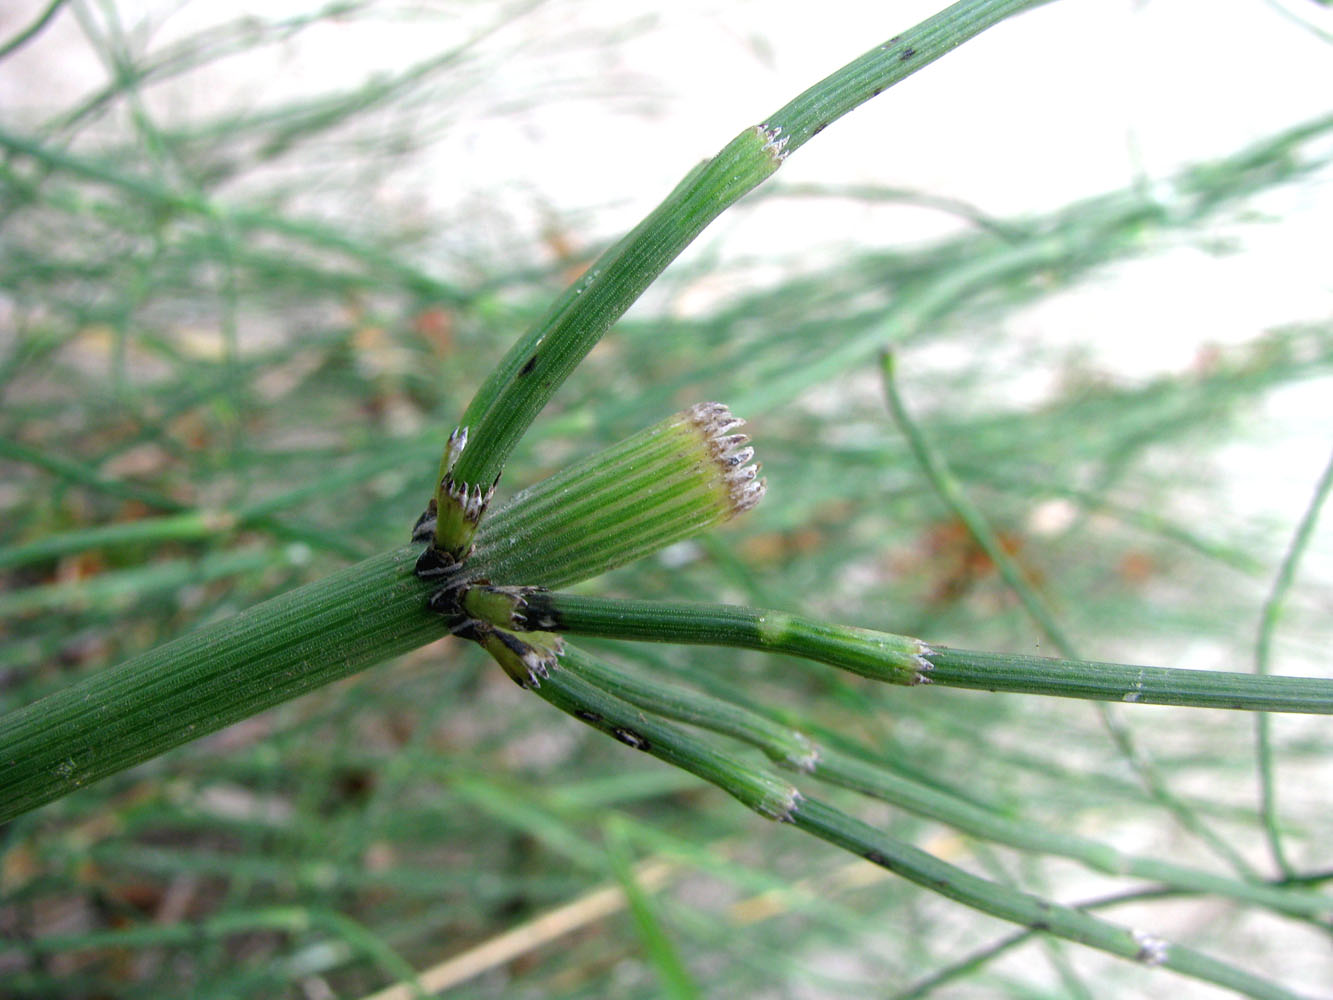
top-left (3, 0), bottom-right (1332, 611)
top-left (6, 1), bottom-right (1331, 242)
top-left (5, 1), bottom-right (1329, 355)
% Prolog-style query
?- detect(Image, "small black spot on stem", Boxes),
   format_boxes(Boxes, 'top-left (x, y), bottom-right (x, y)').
top-left (812, 122), bottom-right (828, 136)
top-left (519, 354), bottom-right (538, 376)
top-left (574, 709), bottom-right (603, 725)
top-left (611, 727), bottom-right (651, 752)
top-left (899, 47), bottom-right (916, 61)
top-left (863, 850), bottom-right (889, 867)
top-left (495, 629), bottom-right (530, 658)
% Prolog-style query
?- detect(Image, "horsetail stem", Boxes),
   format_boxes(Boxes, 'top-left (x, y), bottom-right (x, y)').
top-left (551, 646), bottom-right (1333, 920)
top-left (428, 0), bottom-right (1054, 559)
top-left (502, 592), bottom-right (1333, 714)
top-left (511, 592), bottom-right (932, 685)
top-left (536, 651), bottom-right (1314, 1000)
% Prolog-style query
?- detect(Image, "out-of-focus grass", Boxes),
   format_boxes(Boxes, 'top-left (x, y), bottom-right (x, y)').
top-left (2, 2), bottom-right (1332, 998)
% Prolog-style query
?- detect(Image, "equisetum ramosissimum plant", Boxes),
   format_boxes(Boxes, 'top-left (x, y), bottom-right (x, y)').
top-left (413, 402), bottom-right (767, 689)
top-left (2, 1), bottom-right (1332, 997)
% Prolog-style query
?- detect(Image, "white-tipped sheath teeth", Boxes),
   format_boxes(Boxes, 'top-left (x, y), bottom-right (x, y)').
top-left (724, 445), bottom-right (755, 468)
top-left (444, 475), bottom-right (495, 522)
top-left (732, 477), bottom-right (767, 514)
top-left (688, 401), bottom-right (746, 438)
top-left (684, 402), bottom-right (766, 520)
top-left (714, 417), bottom-right (745, 436)
top-left (756, 123), bottom-right (791, 163)
top-left (788, 739), bottom-right (821, 773)
top-left (525, 649), bottom-right (553, 681)
top-left (1131, 929), bottom-right (1168, 966)
top-left (444, 425), bottom-right (469, 470)
top-left (912, 642), bottom-right (936, 684)
top-left (758, 785), bottom-right (803, 824)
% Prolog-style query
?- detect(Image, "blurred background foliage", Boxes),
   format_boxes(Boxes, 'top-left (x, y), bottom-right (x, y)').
top-left (2, 1), bottom-right (1331, 997)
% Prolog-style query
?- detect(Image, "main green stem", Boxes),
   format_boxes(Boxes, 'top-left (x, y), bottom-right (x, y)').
top-left (0, 547), bottom-right (443, 823)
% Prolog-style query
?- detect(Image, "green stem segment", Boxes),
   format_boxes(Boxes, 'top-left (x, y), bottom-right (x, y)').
top-left (431, 0), bottom-right (1054, 558)
top-left (1253, 447), bottom-right (1333, 876)
top-left (538, 650), bottom-right (1313, 1000)
top-left (880, 350), bottom-right (1257, 878)
top-left (925, 646), bottom-right (1333, 714)
top-left (523, 592), bottom-right (930, 684)
top-left (513, 592), bottom-right (1333, 714)
top-left (555, 645), bottom-right (1333, 920)
top-left (431, 125), bottom-right (787, 558)
top-left (792, 798), bottom-right (1312, 1000)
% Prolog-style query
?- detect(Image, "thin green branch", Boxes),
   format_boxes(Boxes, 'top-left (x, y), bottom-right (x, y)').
top-left (879, 351), bottom-right (1258, 878)
top-left (431, 0), bottom-right (1053, 559)
top-left (0, 510), bottom-right (234, 573)
top-left (555, 643), bottom-right (1333, 921)
top-left (5, 904), bottom-right (422, 995)
top-left (561, 642), bottom-right (817, 771)
top-left (515, 591), bottom-right (1333, 714)
top-left (0, 438), bottom-right (439, 572)
top-left (518, 592), bottom-right (930, 685)
top-left (879, 351), bottom-right (1070, 646)
top-left (0, 124), bottom-right (461, 303)
top-left (0, 0), bottom-right (68, 61)
top-left (538, 650), bottom-right (1316, 1000)
top-left (604, 817), bottom-right (700, 1000)
top-left (890, 883), bottom-right (1264, 1000)
top-left (0, 436), bottom-right (366, 559)
top-left (795, 799), bottom-right (1309, 1000)
top-left (813, 741), bottom-right (1333, 921)
top-left (750, 181), bottom-right (1026, 240)
top-left (0, 544), bottom-right (308, 619)
top-left (923, 646), bottom-right (1333, 713)
top-left (761, 0), bottom-right (1053, 155)
top-left (1254, 446), bottom-right (1333, 877)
